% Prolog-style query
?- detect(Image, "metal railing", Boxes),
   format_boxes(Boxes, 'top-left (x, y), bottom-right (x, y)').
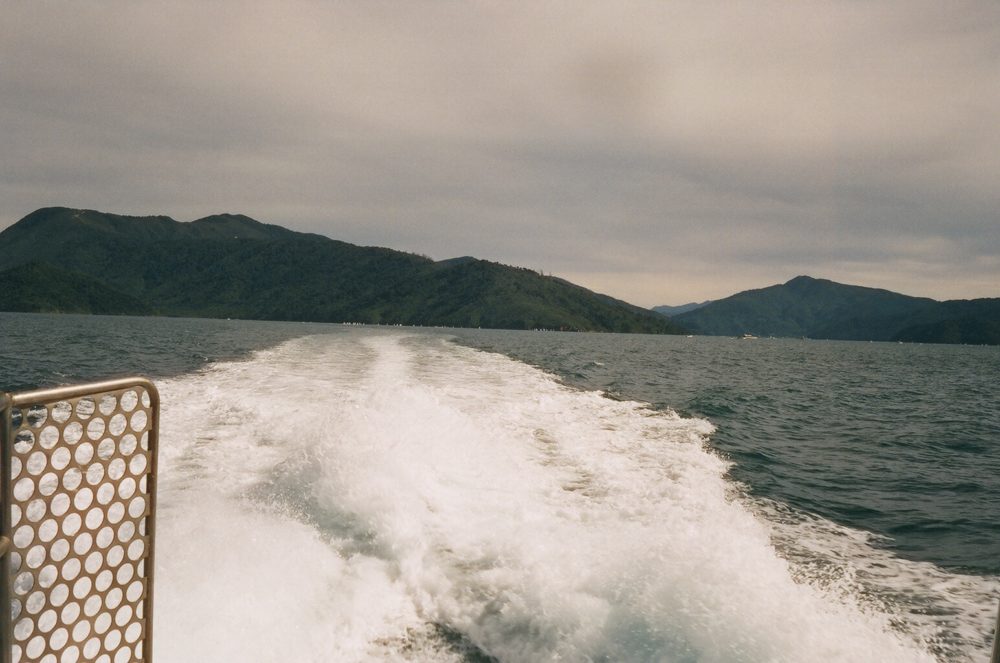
top-left (992, 598), bottom-right (1000, 663)
top-left (2, 378), bottom-right (159, 663)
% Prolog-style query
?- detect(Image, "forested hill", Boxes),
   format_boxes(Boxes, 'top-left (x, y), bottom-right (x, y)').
top-left (669, 275), bottom-right (1000, 344)
top-left (0, 207), bottom-right (684, 334)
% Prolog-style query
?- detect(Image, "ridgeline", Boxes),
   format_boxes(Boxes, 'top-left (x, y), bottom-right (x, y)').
top-left (664, 275), bottom-right (1000, 345)
top-left (0, 207), bottom-right (684, 334)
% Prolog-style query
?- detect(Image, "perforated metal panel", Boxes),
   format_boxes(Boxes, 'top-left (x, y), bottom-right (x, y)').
top-left (2, 379), bottom-right (158, 663)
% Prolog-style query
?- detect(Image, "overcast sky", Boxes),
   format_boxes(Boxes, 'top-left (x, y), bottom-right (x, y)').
top-left (2, 2), bottom-right (998, 306)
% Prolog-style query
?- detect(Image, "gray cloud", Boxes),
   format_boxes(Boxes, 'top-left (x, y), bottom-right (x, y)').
top-left (2, 1), bottom-right (998, 306)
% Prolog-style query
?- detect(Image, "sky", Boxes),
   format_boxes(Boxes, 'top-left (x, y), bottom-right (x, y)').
top-left (2, 2), bottom-right (998, 307)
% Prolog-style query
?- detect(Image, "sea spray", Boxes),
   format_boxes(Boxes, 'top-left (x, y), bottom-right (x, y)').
top-left (146, 330), bottom-right (973, 661)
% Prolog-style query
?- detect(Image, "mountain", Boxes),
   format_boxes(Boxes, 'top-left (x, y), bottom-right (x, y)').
top-left (652, 301), bottom-right (711, 317)
top-left (0, 207), bottom-right (685, 334)
top-left (673, 275), bottom-right (1000, 345)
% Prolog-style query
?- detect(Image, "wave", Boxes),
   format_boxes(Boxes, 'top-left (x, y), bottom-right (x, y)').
top-left (149, 329), bottom-right (993, 662)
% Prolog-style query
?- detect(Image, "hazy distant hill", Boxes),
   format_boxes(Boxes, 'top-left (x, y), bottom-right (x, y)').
top-left (0, 207), bottom-right (684, 334)
top-left (652, 301), bottom-right (711, 317)
top-left (673, 275), bottom-right (1000, 345)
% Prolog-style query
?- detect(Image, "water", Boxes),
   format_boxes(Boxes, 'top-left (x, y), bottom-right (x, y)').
top-left (1, 313), bottom-right (998, 662)
top-left (0, 313), bottom-right (322, 392)
top-left (451, 330), bottom-right (1000, 574)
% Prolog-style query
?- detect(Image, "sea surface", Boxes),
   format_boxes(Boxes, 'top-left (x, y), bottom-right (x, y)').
top-left (1, 312), bottom-right (998, 662)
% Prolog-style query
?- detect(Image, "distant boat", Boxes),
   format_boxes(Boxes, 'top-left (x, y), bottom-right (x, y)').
top-left (739, 333), bottom-right (758, 340)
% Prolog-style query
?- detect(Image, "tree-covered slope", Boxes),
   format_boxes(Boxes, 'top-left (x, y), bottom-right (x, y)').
top-left (891, 298), bottom-right (1000, 345)
top-left (673, 276), bottom-right (999, 344)
top-left (0, 262), bottom-right (150, 315)
top-left (0, 207), bottom-right (683, 334)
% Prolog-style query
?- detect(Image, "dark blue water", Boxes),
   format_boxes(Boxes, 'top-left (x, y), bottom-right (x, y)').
top-left (2, 313), bottom-right (998, 575)
top-left (0, 313), bottom-right (322, 392)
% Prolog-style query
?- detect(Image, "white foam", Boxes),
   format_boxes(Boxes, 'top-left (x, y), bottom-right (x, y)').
top-left (150, 330), bottom-right (992, 661)
top-left (153, 342), bottom-right (434, 661)
top-left (754, 497), bottom-right (1000, 662)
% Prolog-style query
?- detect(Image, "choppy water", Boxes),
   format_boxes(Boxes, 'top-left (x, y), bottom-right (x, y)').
top-left (2, 313), bottom-right (998, 662)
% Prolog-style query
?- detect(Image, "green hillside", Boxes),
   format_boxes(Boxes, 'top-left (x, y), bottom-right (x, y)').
top-left (0, 207), bottom-right (684, 334)
top-left (672, 276), bottom-right (1000, 344)
top-left (0, 262), bottom-right (150, 315)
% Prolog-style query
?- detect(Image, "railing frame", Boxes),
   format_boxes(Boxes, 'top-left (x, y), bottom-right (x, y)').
top-left (991, 598), bottom-right (1000, 663)
top-left (2, 391), bottom-right (11, 663)
top-left (1, 378), bottom-right (159, 663)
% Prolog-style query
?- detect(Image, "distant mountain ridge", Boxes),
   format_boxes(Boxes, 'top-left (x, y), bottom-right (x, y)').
top-left (672, 275), bottom-right (1000, 344)
top-left (0, 207), bottom-right (684, 334)
top-left (652, 301), bottom-right (711, 317)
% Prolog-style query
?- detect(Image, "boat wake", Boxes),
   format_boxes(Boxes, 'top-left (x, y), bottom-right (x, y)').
top-left (150, 330), bottom-right (994, 662)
